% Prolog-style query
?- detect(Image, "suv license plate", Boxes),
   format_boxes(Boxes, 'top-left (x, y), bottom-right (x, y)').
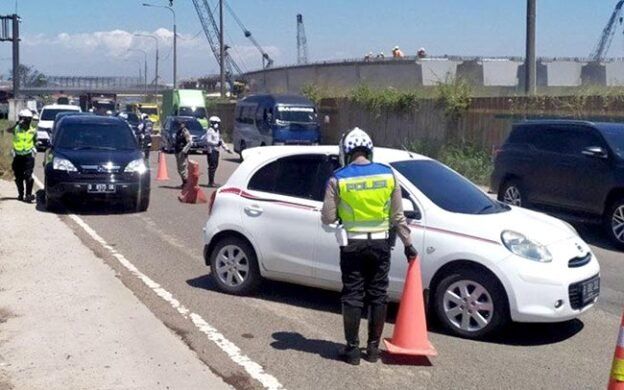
top-left (581, 276), bottom-right (600, 304)
top-left (87, 184), bottom-right (116, 193)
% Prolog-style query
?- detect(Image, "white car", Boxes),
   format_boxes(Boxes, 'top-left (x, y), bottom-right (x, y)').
top-left (37, 104), bottom-right (81, 150)
top-left (202, 146), bottom-right (601, 339)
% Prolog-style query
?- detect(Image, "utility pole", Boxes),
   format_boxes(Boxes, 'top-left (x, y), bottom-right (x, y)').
top-left (219, 0), bottom-right (226, 98)
top-left (0, 14), bottom-right (20, 97)
top-left (524, 0), bottom-right (536, 95)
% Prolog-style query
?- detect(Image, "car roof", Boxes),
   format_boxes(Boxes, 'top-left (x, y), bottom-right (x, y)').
top-left (241, 145), bottom-right (430, 165)
top-left (239, 94), bottom-right (313, 105)
top-left (60, 115), bottom-right (125, 125)
top-left (42, 104), bottom-right (80, 110)
top-left (514, 119), bottom-right (624, 132)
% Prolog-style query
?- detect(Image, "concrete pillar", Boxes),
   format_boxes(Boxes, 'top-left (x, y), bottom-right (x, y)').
top-left (581, 61), bottom-right (607, 86)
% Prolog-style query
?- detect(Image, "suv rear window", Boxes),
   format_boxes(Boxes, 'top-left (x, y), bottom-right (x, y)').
top-left (56, 122), bottom-right (137, 150)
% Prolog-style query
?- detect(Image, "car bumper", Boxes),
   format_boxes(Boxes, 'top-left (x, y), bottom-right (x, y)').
top-left (497, 238), bottom-right (601, 322)
top-left (45, 172), bottom-right (150, 201)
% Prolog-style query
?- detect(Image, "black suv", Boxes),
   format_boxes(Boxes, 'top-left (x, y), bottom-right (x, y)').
top-left (491, 120), bottom-right (624, 248)
top-left (44, 115), bottom-right (150, 211)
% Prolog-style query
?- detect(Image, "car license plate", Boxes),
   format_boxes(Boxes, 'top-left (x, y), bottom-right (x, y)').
top-left (87, 184), bottom-right (116, 193)
top-left (581, 276), bottom-right (600, 304)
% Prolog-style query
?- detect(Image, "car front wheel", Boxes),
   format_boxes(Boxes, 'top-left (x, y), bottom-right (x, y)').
top-left (605, 197), bottom-right (624, 249)
top-left (499, 179), bottom-right (526, 207)
top-left (433, 268), bottom-right (508, 339)
top-left (209, 236), bottom-right (261, 295)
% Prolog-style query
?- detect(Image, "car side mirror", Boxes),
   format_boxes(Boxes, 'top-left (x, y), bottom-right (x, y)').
top-left (402, 198), bottom-right (421, 220)
top-left (582, 146), bottom-right (608, 159)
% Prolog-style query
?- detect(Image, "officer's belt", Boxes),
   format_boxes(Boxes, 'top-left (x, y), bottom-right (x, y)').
top-left (347, 231), bottom-right (389, 240)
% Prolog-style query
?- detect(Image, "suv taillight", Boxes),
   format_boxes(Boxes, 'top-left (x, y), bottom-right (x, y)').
top-left (208, 191), bottom-right (217, 216)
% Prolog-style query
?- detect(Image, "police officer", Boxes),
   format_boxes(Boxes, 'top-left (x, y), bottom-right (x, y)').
top-left (137, 113), bottom-right (153, 160)
top-left (205, 116), bottom-right (232, 187)
top-left (6, 109), bottom-right (38, 203)
top-left (174, 120), bottom-right (192, 188)
top-left (321, 127), bottom-right (417, 365)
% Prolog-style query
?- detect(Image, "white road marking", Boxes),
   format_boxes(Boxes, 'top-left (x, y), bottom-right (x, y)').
top-left (33, 176), bottom-right (284, 390)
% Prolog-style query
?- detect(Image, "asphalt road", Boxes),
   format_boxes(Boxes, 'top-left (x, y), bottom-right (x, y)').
top-left (33, 151), bottom-right (623, 390)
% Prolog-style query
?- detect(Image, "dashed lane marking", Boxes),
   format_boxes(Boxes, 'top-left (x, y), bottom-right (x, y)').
top-left (33, 176), bottom-right (284, 390)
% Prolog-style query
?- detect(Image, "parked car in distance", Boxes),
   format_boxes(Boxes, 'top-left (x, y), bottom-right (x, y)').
top-left (491, 120), bottom-right (624, 248)
top-left (232, 94), bottom-right (321, 160)
top-left (160, 116), bottom-right (207, 154)
top-left (203, 145), bottom-right (600, 339)
top-left (44, 115), bottom-right (150, 212)
top-left (37, 104), bottom-right (82, 151)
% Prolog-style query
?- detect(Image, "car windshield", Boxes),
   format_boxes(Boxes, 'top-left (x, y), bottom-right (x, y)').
top-left (179, 106), bottom-right (207, 119)
top-left (141, 107), bottom-right (158, 115)
top-left (56, 122), bottom-right (137, 150)
top-left (275, 105), bottom-right (317, 123)
top-left (600, 124), bottom-right (624, 158)
top-left (391, 160), bottom-right (509, 214)
top-left (42, 109), bottom-right (77, 121)
top-left (175, 119), bottom-right (204, 135)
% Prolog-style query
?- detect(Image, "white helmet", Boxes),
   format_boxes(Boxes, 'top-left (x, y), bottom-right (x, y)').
top-left (209, 116), bottom-right (221, 123)
top-left (141, 113), bottom-right (149, 120)
top-left (18, 109), bottom-right (33, 118)
top-left (339, 127), bottom-right (373, 166)
top-left (118, 112), bottom-right (128, 120)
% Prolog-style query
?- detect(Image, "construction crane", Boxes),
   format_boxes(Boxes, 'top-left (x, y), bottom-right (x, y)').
top-left (224, 1), bottom-right (273, 68)
top-left (191, 0), bottom-right (243, 80)
top-left (296, 14), bottom-right (309, 65)
top-left (590, 0), bottom-right (624, 61)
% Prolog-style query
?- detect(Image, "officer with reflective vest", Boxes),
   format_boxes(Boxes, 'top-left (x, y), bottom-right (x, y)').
top-left (321, 127), bottom-right (417, 365)
top-left (6, 109), bottom-right (37, 202)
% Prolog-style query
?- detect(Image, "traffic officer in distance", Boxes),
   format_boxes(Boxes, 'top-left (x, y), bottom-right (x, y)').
top-left (137, 113), bottom-right (153, 160)
top-left (205, 116), bottom-right (232, 187)
top-left (321, 127), bottom-right (418, 365)
top-left (6, 109), bottom-right (37, 202)
top-left (174, 119), bottom-right (192, 188)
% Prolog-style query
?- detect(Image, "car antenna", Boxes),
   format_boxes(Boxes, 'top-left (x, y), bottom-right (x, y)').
top-left (401, 144), bottom-right (415, 159)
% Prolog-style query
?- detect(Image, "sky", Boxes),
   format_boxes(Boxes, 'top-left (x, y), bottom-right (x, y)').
top-left (0, 0), bottom-right (621, 83)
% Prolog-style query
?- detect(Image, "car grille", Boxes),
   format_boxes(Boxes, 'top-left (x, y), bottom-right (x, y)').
top-left (568, 253), bottom-right (591, 268)
top-left (80, 165), bottom-right (121, 174)
top-left (568, 274), bottom-right (599, 310)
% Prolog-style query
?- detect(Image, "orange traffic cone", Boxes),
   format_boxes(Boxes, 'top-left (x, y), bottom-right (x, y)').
top-left (178, 160), bottom-right (208, 204)
top-left (156, 151), bottom-right (170, 181)
top-left (608, 311), bottom-right (624, 389)
top-left (384, 256), bottom-right (437, 357)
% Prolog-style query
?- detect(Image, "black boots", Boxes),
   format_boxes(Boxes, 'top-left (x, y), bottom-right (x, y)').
top-left (365, 304), bottom-right (387, 363)
top-left (340, 305), bottom-right (361, 365)
top-left (15, 179), bottom-right (24, 201)
top-left (25, 178), bottom-right (34, 203)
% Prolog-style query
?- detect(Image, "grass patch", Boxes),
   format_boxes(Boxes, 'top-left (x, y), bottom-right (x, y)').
top-left (349, 84), bottom-right (426, 116)
top-left (0, 120), bottom-right (13, 180)
top-left (406, 140), bottom-right (492, 186)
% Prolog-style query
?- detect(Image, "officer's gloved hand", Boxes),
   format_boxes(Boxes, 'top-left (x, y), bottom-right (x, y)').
top-left (404, 245), bottom-right (418, 262)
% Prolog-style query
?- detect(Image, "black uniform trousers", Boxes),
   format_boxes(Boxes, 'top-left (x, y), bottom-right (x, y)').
top-left (12, 154), bottom-right (35, 197)
top-left (207, 150), bottom-right (220, 185)
top-left (340, 239), bottom-right (391, 308)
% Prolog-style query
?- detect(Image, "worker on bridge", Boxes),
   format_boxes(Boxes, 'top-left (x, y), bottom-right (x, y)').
top-left (321, 127), bottom-right (417, 365)
top-left (5, 109), bottom-right (37, 203)
top-left (392, 46), bottom-right (405, 58)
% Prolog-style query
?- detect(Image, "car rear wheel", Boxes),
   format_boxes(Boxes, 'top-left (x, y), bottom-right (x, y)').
top-left (210, 236), bottom-right (261, 295)
top-left (604, 197), bottom-right (624, 249)
top-left (433, 268), bottom-right (508, 339)
top-left (498, 179), bottom-right (526, 207)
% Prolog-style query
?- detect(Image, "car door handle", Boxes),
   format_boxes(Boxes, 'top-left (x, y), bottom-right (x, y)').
top-left (244, 204), bottom-right (263, 215)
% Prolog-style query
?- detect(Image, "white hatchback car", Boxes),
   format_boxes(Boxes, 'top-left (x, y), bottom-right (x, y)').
top-left (202, 146), bottom-right (600, 339)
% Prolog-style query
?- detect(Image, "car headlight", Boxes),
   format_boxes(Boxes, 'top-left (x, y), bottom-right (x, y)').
top-left (501, 230), bottom-right (552, 263)
top-left (124, 159), bottom-right (147, 174)
top-left (52, 157), bottom-right (77, 172)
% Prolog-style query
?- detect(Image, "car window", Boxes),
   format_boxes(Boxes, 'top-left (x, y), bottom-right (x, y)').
top-left (530, 127), bottom-right (563, 153)
top-left (41, 109), bottom-right (78, 121)
top-left (531, 126), bottom-right (605, 155)
top-left (56, 122), bottom-right (138, 150)
top-left (248, 155), bottom-right (330, 200)
top-left (391, 160), bottom-right (508, 215)
top-left (600, 124), bottom-right (624, 158)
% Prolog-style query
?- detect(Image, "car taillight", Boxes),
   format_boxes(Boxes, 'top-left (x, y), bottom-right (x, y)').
top-left (208, 191), bottom-right (217, 216)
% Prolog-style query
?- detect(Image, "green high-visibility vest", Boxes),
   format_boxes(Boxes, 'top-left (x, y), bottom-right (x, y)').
top-left (336, 163), bottom-right (396, 233)
top-left (12, 125), bottom-right (37, 156)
